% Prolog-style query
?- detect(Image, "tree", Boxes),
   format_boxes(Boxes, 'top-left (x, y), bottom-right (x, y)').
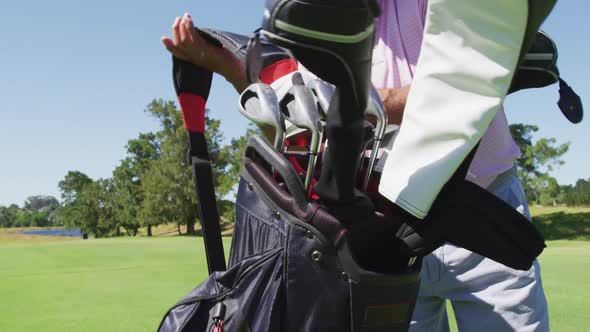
top-left (509, 124), bottom-right (569, 203)
top-left (95, 178), bottom-right (120, 236)
top-left (110, 164), bottom-right (140, 236)
top-left (139, 100), bottom-right (197, 235)
top-left (49, 99), bottom-right (250, 237)
top-left (0, 205), bottom-right (18, 228)
top-left (109, 132), bottom-right (161, 236)
top-left (534, 175), bottom-right (561, 206)
top-left (19, 195), bottom-right (60, 227)
top-left (139, 153), bottom-right (195, 235)
top-left (1, 199), bottom-right (61, 228)
top-left (23, 195), bottom-right (59, 212)
top-left (78, 181), bottom-right (105, 237)
top-left (15, 210), bottom-right (31, 227)
top-left (139, 99), bottom-right (239, 235)
top-left (58, 171), bottom-right (93, 205)
top-left (561, 179), bottom-right (590, 206)
top-left (56, 171), bottom-right (103, 237)
top-left (30, 210), bottom-right (52, 227)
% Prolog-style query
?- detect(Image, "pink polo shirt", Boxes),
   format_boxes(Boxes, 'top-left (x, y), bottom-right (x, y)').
top-left (371, 0), bottom-right (521, 188)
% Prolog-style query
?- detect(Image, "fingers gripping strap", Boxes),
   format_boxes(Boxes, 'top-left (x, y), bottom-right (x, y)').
top-left (173, 29), bottom-right (295, 133)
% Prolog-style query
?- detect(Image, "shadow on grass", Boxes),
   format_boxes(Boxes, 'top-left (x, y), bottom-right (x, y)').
top-left (147, 219), bottom-right (235, 237)
top-left (191, 220), bottom-right (234, 237)
top-left (534, 212), bottom-right (590, 241)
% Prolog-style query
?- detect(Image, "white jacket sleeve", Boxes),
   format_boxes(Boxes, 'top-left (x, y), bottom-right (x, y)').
top-left (378, 0), bottom-right (528, 218)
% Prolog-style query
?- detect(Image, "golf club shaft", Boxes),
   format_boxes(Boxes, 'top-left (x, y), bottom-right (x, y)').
top-left (362, 138), bottom-right (382, 191)
top-left (304, 153), bottom-right (318, 190)
top-left (274, 131), bottom-right (286, 152)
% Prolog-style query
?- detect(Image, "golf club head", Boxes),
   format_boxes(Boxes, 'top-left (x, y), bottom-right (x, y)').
top-left (280, 83), bottom-right (323, 190)
top-left (238, 83), bottom-right (286, 151)
top-left (309, 78), bottom-right (336, 120)
top-left (280, 85), bottom-right (323, 154)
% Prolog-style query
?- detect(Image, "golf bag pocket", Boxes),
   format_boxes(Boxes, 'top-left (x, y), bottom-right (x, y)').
top-left (158, 248), bottom-right (284, 332)
top-left (232, 173), bottom-right (354, 331)
top-left (229, 177), bottom-right (288, 267)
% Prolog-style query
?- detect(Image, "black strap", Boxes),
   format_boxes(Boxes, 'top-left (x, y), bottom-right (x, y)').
top-left (558, 78), bottom-right (584, 124)
top-left (171, 28), bottom-right (253, 274)
top-left (173, 56), bottom-right (226, 274)
top-left (189, 152), bottom-right (226, 274)
top-left (172, 28), bottom-right (293, 274)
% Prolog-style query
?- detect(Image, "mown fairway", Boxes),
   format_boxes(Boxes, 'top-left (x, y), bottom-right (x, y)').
top-left (0, 235), bottom-right (230, 332)
top-left (1, 207), bottom-right (589, 331)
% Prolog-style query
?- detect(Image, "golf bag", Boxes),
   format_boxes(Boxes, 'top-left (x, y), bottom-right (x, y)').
top-left (159, 135), bottom-right (421, 332)
top-left (159, 29), bottom-right (422, 332)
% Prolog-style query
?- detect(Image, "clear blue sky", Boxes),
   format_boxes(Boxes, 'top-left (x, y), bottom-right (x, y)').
top-left (0, 0), bottom-right (588, 206)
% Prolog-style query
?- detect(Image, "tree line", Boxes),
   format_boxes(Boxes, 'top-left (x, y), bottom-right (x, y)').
top-left (0, 102), bottom-right (587, 235)
top-left (52, 100), bottom-right (252, 238)
top-left (0, 196), bottom-right (60, 228)
top-left (509, 123), bottom-right (587, 207)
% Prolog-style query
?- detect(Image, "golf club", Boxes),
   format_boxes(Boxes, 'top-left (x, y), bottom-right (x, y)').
top-left (279, 77), bottom-right (323, 191)
top-left (309, 78), bottom-right (380, 191)
top-left (362, 86), bottom-right (388, 191)
top-left (309, 78), bottom-right (336, 120)
top-left (238, 83), bottom-right (286, 151)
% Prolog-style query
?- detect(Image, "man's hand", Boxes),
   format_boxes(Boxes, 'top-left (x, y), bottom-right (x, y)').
top-left (161, 14), bottom-right (225, 73)
top-left (377, 85), bottom-right (411, 125)
top-left (161, 14), bottom-right (248, 92)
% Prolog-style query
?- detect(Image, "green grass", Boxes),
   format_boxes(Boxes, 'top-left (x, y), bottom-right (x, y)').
top-left (0, 235), bottom-right (231, 332)
top-left (531, 206), bottom-right (590, 241)
top-left (1, 206), bottom-right (589, 331)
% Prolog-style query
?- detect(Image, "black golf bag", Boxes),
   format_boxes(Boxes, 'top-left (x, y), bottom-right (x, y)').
top-left (159, 25), bottom-right (423, 331)
top-left (159, 135), bottom-right (421, 332)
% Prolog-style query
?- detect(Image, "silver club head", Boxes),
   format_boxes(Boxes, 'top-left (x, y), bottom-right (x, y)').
top-left (362, 86), bottom-right (389, 191)
top-left (238, 83), bottom-right (286, 151)
top-left (308, 78), bottom-right (335, 120)
top-left (281, 84), bottom-right (323, 190)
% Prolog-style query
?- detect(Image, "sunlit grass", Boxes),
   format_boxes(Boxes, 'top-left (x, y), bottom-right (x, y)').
top-left (0, 207), bottom-right (588, 331)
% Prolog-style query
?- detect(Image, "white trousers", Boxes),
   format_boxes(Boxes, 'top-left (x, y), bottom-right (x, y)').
top-left (379, 0), bottom-right (529, 218)
top-left (409, 169), bottom-right (549, 332)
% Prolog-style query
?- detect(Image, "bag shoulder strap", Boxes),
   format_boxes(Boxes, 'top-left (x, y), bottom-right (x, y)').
top-left (171, 29), bottom-right (298, 274)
